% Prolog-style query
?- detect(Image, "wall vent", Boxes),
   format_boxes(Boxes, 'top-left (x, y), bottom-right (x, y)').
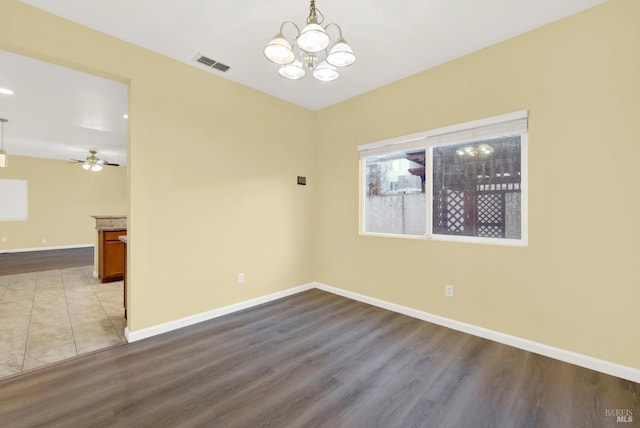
top-left (194, 54), bottom-right (230, 72)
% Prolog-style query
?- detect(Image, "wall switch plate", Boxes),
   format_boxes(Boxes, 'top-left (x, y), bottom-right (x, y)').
top-left (445, 284), bottom-right (454, 297)
top-left (237, 273), bottom-right (245, 284)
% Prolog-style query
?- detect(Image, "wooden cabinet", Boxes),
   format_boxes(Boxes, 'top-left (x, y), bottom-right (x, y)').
top-left (99, 229), bottom-right (126, 282)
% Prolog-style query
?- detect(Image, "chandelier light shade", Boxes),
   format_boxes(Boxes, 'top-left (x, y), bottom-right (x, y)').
top-left (263, 34), bottom-right (295, 65)
top-left (313, 60), bottom-right (339, 82)
top-left (327, 39), bottom-right (356, 67)
top-left (264, 0), bottom-right (356, 81)
top-left (0, 118), bottom-right (8, 168)
top-left (297, 23), bottom-right (330, 53)
top-left (279, 59), bottom-right (306, 80)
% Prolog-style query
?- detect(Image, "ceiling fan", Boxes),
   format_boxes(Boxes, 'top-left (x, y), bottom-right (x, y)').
top-left (70, 150), bottom-right (119, 172)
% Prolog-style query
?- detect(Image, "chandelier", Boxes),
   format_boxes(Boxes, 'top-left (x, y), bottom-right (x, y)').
top-left (0, 118), bottom-right (7, 168)
top-left (264, 0), bottom-right (356, 81)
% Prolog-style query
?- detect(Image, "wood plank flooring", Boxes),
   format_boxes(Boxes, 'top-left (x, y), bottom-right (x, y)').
top-left (0, 289), bottom-right (637, 427)
top-left (0, 247), bottom-right (94, 276)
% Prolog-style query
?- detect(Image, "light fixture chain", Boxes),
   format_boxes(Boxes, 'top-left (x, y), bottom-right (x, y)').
top-left (307, 0), bottom-right (324, 24)
top-left (308, 0), bottom-right (317, 24)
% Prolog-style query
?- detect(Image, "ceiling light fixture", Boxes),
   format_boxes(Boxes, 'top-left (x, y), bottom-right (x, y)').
top-left (456, 143), bottom-right (494, 157)
top-left (82, 150), bottom-right (104, 172)
top-left (264, 0), bottom-right (356, 82)
top-left (0, 88), bottom-right (14, 96)
top-left (0, 118), bottom-right (8, 168)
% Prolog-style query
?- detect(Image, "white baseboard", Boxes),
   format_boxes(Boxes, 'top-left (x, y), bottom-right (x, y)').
top-left (313, 282), bottom-right (640, 384)
top-left (125, 283), bottom-right (316, 343)
top-left (0, 244), bottom-right (94, 254)
top-left (122, 280), bottom-right (639, 384)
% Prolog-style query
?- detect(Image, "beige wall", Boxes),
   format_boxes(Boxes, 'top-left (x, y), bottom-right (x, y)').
top-left (0, 155), bottom-right (127, 251)
top-left (1, 1), bottom-right (317, 331)
top-left (314, 0), bottom-right (640, 369)
top-left (2, 0), bottom-right (638, 371)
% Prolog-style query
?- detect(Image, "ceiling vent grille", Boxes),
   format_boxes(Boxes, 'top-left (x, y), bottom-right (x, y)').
top-left (194, 54), bottom-right (230, 73)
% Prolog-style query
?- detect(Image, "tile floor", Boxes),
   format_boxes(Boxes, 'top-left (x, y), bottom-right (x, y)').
top-left (0, 265), bottom-right (126, 378)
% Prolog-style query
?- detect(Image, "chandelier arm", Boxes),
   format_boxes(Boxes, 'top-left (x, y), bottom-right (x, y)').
top-left (279, 21), bottom-right (301, 39)
top-left (323, 22), bottom-right (344, 40)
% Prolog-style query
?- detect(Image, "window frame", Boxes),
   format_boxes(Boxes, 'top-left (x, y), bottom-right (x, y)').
top-left (359, 111), bottom-right (528, 246)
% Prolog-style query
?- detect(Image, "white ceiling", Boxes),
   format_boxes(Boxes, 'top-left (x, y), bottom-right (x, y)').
top-left (0, 50), bottom-right (128, 166)
top-left (4, 0), bottom-right (606, 163)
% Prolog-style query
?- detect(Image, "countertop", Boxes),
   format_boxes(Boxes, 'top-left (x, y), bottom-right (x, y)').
top-left (92, 215), bottom-right (127, 231)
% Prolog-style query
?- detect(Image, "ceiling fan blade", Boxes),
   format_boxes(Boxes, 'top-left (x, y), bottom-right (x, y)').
top-left (104, 162), bottom-right (120, 167)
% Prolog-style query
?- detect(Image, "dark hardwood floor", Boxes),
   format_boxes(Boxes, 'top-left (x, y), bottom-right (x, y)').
top-left (0, 247), bottom-right (93, 275)
top-left (0, 289), bottom-right (637, 427)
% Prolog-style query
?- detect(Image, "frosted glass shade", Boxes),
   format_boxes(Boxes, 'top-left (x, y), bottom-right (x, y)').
top-left (279, 60), bottom-right (306, 80)
top-left (327, 40), bottom-right (356, 67)
top-left (297, 23), bottom-right (330, 53)
top-left (264, 35), bottom-right (295, 64)
top-left (313, 61), bottom-right (339, 82)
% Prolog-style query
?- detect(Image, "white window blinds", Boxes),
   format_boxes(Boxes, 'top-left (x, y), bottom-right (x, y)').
top-left (358, 110), bottom-right (528, 158)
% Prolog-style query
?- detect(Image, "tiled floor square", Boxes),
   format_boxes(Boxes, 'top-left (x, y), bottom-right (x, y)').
top-left (0, 266), bottom-right (126, 378)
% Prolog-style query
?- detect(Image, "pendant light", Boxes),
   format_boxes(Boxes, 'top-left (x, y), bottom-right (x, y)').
top-left (0, 118), bottom-right (8, 168)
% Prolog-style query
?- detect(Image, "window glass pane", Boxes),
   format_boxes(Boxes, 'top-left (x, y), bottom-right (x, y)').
top-left (432, 135), bottom-right (521, 239)
top-left (364, 150), bottom-right (426, 235)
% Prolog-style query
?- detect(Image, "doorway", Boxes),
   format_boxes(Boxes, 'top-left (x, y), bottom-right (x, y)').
top-left (0, 50), bottom-right (129, 378)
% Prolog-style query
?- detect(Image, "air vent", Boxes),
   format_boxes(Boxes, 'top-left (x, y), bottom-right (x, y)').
top-left (213, 62), bottom-right (230, 72)
top-left (194, 54), bottom-right (230, 73)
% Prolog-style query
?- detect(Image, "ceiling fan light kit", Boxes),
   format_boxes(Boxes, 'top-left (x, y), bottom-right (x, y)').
top-left (83, 162), bottom-right (103, 172)
top-left (83, 150), bottom-right (104, 172)
top-left (264, 0), bottom-right (356, 82)
top-left (72, 150), bottom-right (119, 172)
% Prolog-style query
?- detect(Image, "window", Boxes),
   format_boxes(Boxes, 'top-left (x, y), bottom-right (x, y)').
top-left (359, 111), bottom-right (527, 246)
top-left (364, 150), bottom-right (426, 235)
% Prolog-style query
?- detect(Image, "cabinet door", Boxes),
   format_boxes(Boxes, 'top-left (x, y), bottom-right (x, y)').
top-left (103, 240), bottom-right (125, 280)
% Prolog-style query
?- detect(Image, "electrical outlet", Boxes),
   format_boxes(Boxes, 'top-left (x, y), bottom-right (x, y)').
top-left (42, 239), bottom-right (47, 244)
top-left (1, 236), bottom-right (6, 242)
top-left (445, 284), bottom-right (454, 297)
top-left (237, 273), bottom-right (245, 284)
